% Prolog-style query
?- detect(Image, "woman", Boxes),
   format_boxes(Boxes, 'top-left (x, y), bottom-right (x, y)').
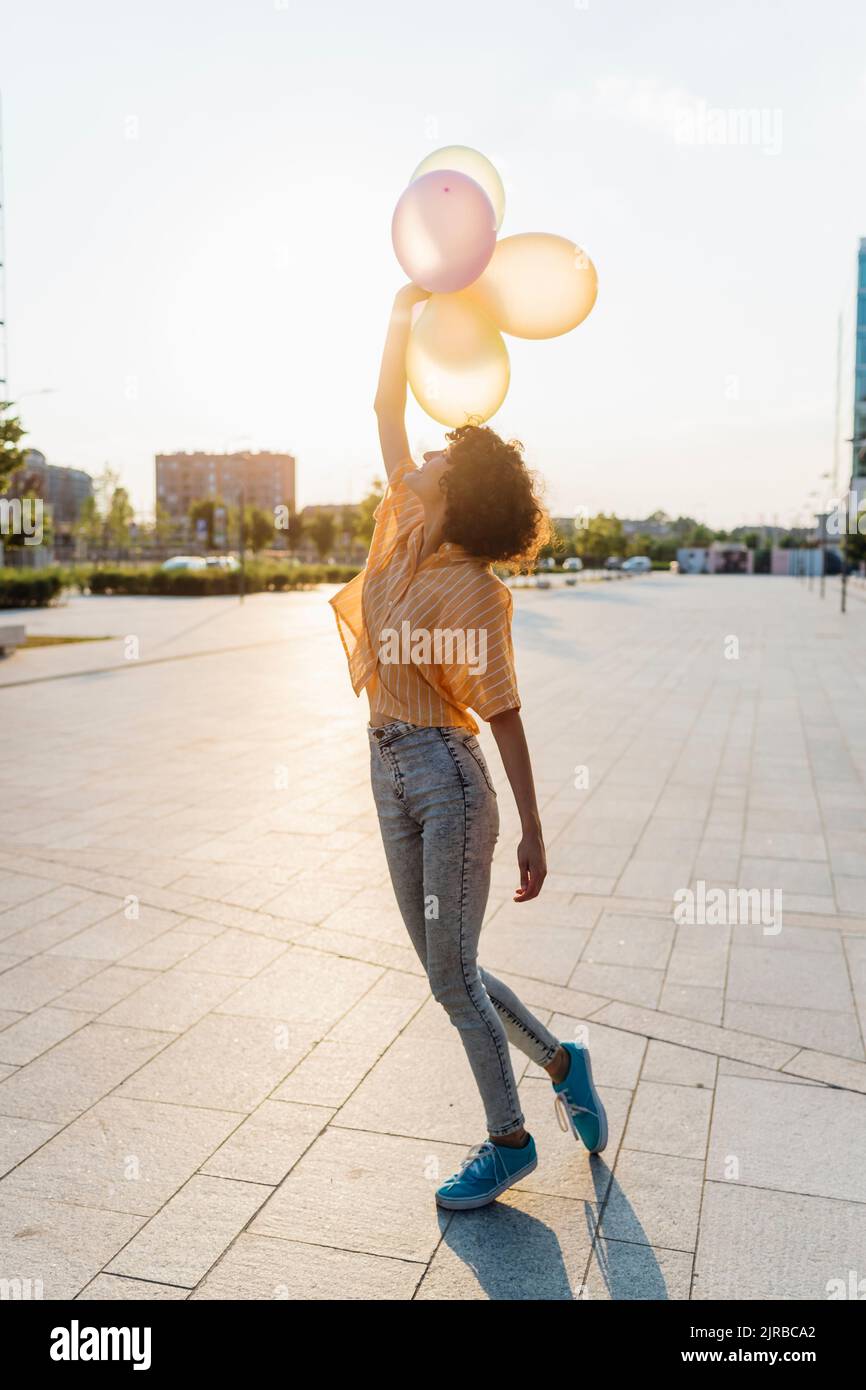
top-left (330, 283), bottom-right (607, 1210)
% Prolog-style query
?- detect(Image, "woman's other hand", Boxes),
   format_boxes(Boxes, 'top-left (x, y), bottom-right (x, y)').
top-left (514, 828), bottom-right (547, 903)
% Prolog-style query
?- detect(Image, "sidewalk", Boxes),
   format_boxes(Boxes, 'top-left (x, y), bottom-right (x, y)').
top-left (0, 574), bottom-right (864, 1300)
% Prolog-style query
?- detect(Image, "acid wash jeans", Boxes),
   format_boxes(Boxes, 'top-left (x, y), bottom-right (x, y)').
top-left (369, 718), bottom-right (561, 1137)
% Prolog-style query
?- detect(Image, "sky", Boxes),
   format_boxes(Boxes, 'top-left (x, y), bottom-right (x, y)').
top-left (1, 0), bottom-right (865, 528)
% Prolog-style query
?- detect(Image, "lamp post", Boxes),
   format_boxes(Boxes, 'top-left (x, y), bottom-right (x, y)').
top-left (815, 511), bottom-right (829, 599)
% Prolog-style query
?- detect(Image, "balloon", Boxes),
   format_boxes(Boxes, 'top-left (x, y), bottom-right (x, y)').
top-left (391, 170), bottom-right (497, 294)
top-left (406, 294), bottom-right (510, 426)
top-left (411, 146), bottom-right (506, 230)
top-left (465, 232), bottom-right (598, 339)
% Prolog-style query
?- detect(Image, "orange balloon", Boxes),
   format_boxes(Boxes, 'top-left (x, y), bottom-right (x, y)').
top-left (406, 294), bottom-right (510, 427)
top-left (465, 232), bottom-right (598, 339)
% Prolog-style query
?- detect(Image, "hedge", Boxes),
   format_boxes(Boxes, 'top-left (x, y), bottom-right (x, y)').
top-left (0, 563), bottom-right (360, 606)
top-left (0, 569), bottom-right (65, 607)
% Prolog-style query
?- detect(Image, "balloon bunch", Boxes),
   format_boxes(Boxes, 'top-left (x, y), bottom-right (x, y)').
top-left (391, 145), bottom-right (597, 426)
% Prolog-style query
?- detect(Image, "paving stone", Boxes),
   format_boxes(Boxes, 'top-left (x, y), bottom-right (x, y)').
top-left (568, 961), bottom-right (663, 1008)
top-left (593, 1001), bottom-right (799, 1069)
top-left (47, 906), bottom-right (188, 962)
top-left (333, 1004), bottom-right (531, 1144)
top-left (623, 1080), bottom-right (713, 1159)
top-left (213, 946), bottom-right (382, 1029)
top-left (107, 1175), bottom-right (271, 1286)
top-left (77, 1274), bottom-right (189, 1300)
top-left (584, 912), bottom-right (674, 970)
top-left (642, 1040), bottom-right (716, 1088)
top-left (0, 1115), bottom-right (60, 1177)
top-left (1, 1096), bottom-right (240, 1214)
top-left (0, 1194), bottom-right (144, 1299)
top-left (250, 1127), bottom-right (467, 1263)
top-left (191, 1233), bottom-right (419, 1300)
top-left (706, 1074), bottom-right (866, 1201)
top-left (101, 967), bottom-right (243, 1033)
top-left (0, 1006), bottom-right (90, 1066)
top-left (781, 1049), bottom-right (866, 1092)
top-left (201, 1099), bottom-right (333, 1184)
top-left (600, 1150), bottom-right (704, 1251)
top-left (273, 972), bottom-right (426, 1107)
top-left (583, 1239), bottom-right (694, 1300)
top-left (739, 857), bottom-right (834, 898)
top-left (118, 1013), bottom-right (319, 1112)
top-left (693, 1181), bottom-right (866, 1300)
top-left (0, 955), bottom-right (104, 1013)
top-left (723, 1000), bottom-right (863, 1061)
top-left (0, 1023), bottom-right (171, 1123)
top-left (727, 944), bottom-right (854, 1012)
top-left (415, 1189), bottom-right (597, 1300)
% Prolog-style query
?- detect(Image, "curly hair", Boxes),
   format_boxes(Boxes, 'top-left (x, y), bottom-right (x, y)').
top-left (440, 422), bottom-right (551, 573)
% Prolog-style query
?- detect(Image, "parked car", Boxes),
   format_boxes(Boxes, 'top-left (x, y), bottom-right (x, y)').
top-left (160, 556), bottom-right (207, 572)
top-left (604, 556), bottom-right (623, 570)
top-left (205, 555), bottom-right (240, 571)
top-left (622, 556), bottom-right (652, 573)
top-left (562, 556), bottom-right (584, 571)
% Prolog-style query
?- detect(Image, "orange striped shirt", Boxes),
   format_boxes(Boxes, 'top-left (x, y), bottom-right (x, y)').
top-left (329, 457), bottom-right (521, 733)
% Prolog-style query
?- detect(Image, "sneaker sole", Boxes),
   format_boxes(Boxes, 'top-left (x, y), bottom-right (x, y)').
top-left (435, 1154), bottom-right (538, 1210)
top-left (565, 1046), bottom-right (608, 1154)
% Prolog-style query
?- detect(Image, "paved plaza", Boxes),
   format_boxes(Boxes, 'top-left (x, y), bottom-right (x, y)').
top-left (0, 573), bottom-right (865, 1301)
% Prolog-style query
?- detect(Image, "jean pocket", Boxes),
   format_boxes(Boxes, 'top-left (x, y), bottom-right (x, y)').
top-left (460, 735), bottom-right (497, 795)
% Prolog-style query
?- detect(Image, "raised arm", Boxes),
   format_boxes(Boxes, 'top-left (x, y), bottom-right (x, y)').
top-left (374, 283), bottom-right (430, 479)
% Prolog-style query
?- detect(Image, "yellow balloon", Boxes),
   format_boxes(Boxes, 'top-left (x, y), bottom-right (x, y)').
top-left (411, 145), bottom-right (506, 231)
top-left (406, 294), bottom-right (510, 427)
top-left (465, 232), bottom-right (598, 339)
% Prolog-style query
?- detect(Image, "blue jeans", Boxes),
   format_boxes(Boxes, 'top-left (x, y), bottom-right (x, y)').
top-left (369, 719), bottom-right (560, 1136)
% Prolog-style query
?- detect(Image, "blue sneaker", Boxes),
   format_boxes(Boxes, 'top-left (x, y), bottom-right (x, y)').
top-left (435, 1136), bottom-right (538, 1210)
top-left (552, 1042), bottom-right (608, 1153)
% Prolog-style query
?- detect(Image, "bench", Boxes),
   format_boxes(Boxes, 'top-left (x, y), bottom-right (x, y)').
top-left (0, 624), bottom-right (26, 655)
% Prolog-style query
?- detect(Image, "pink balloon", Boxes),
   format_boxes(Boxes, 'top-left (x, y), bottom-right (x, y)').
top-left (391, 169), bottom-right (496, 294)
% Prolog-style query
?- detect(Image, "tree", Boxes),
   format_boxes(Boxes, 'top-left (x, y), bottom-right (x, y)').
top-left (354, 481), bottom-right (386, 546)
top-left (75, 495), bottom-right (103, 550)
top-left (152, 502), bottom-right (175, 546)
top-left (307, 512), bottom-right (336, 561)
top-left (106, 486), bottom-right (134, 552)
top-left (575, 512), bottom-right (625, 566)
top-left (243, 505), bottom-right (276, 554)
top-left (284, 507), bottom-right (305, 556)
top-left (0, 403), bottom-right (27, 491)
top-left (188, 496), bottom-right (228, 548)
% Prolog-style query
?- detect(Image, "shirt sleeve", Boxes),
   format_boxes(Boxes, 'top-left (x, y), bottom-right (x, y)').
top-left (367, 457), bottom-right (424, 575)
top-left (438, 574), bottom-right (521, 722)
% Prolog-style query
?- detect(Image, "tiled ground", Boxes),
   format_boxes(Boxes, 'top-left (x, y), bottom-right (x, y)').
top-left (0, 574), bottom-right (865, 1300)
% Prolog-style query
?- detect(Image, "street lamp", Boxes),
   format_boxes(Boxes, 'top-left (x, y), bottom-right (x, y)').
top-left (841, 434), bottom-right (866, 615)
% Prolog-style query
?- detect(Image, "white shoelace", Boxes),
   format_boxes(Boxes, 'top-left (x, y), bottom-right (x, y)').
top-left (554, 1092), bottom-right (592, 1133)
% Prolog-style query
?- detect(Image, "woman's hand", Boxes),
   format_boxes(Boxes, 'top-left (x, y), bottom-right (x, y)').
top-left (514, 827), bottom-right (547, 903)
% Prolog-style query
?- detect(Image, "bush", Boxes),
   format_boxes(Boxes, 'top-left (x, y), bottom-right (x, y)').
top-left (72, 562), bottom-right (360, 596)
top-left (0, 568), bottom-right (64, 607)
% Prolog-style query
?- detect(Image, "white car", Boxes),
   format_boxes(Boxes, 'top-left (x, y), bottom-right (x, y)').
top-left (622, 555), bottom-right (652, 573)
top-left (562, 556), bottom-right (584, 572)
top-left (205, 555), bottom-right (240, 571)
top-left (161, 555), bottom-right (207, 572)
